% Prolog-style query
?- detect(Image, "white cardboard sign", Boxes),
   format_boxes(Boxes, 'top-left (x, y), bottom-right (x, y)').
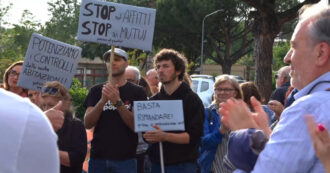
top-left (77, 0), bottom-right (156, 51)
top-left (18, 33), bottom-right (82, 90)
top-left (134, 100), bottom-right (185, 132)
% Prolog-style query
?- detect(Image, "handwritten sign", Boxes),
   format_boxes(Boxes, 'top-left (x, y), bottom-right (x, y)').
top-left (18, 33), bottom-right (82, 90)
top-left (77, 0), bottom-right (156, 51)
top-left (134, 100), bottom-right (185, 132)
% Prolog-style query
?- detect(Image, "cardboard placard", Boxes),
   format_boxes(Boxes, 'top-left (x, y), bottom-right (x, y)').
top-left (18, 33), bottom-right (82, 90)
top-left (77, 0), bottom-right (156, 51)
top-left (134, 100), bottom-right (185, 132)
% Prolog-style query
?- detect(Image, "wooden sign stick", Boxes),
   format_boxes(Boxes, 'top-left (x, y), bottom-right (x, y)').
top-left (108, 45), bottom-right (115, 82)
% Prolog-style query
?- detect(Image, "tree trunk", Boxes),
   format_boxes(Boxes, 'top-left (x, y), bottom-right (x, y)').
top-left (254, 33), bottom-right (274, 102)
top-left (222, 62), bottom-right (232, 74)
top-left (252, 15), bottom-right (280, 102)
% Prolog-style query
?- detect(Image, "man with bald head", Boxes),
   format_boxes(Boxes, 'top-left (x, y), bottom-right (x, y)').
top-left (125, 65), bottom-right (141, 85)
top-left (146, 68), bottom-right (159, 94)
top-left (270, 66), bottom-right (291, 105)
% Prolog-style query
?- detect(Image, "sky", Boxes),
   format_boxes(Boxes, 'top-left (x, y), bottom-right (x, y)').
top-left (1, 0), bottom-right (51, 25)
top-left (0, 0), bottom-right (72, 26)
top-left (1, 0), bottom-right (328, 26)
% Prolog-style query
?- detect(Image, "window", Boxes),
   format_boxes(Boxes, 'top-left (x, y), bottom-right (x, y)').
top-left (95, 69), bottom-right (107, 74)
top-left (74, 68), bottom-right (108, 88)
top-left (86, 69), bottom-right (93, 74)
top-left (76, 68), bottom-right (84, 74)
top-left (201, 81), bottom-right (209, 92)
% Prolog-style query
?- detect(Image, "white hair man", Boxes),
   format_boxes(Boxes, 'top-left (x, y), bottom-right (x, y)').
top-left (125, 65), bottom-right (141, 85)
top-left (220, 5), bottom-right (330, 173)
top-left (146, 68), bottom-right (159, 94)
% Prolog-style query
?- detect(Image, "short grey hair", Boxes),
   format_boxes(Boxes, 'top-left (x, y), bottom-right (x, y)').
top-left (126, 65), bottom-right (141, 81)
top-left (146, 68), bottom-right (156, 76)
top-left (300, 5), bottom-right (330, 46)
top-left (278, 66), bottom-right (291, 82)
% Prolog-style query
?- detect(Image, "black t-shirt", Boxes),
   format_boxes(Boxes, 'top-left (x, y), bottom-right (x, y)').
top-left (83, 82), bottom-right (147, 160)
top-left (57, 113), bottom-right (87, 173)
top-left (148, 82), bottom-right (205, 165)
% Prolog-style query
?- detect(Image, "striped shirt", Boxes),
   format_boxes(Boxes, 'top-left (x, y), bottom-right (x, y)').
top-left (251, 72), bottom-right (330, 173)
top-left (211, 108), bottom-right (232, 173)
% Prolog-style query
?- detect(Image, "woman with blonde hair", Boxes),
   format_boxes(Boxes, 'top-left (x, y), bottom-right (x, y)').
top-left (39, 81), bottom-right (87, 173)
top-left (2, 60), bottom-right (27, 97)
top-left (198, 75), bottom-right (243, 173)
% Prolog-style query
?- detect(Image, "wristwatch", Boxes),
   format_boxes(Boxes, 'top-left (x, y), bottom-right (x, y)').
top-left (113, 99), bottom-right (123, 107)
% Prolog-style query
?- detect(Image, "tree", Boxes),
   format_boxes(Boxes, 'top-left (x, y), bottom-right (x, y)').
top-left (154, 0), bottom-right (253, 74)
top-left (203, 0), bottom-right (253, 74)
top-left (0, 8), bottom-right (40, 81)
top-left (69, 78), bottom-right (88, 120)
top-left (42, 0), bottom-right (80, 45)
top-left (12, 10), bottom-right (41, 55)
top-left (241, 0), bottom-right (320, 101)
top-left (153, 0), bottom-right (206, 72)
top-left (273, 41), bottom-right (290, 71)
top-left (0, 3), bottom-right (12, 27)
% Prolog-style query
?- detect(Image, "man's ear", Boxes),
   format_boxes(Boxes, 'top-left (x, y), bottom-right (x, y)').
top-left (315, 42), bottom-right (330, 66)
top-left (176, 70), bottom-right (182, 77)
top-left (125, 60), bottom-right (130, 67)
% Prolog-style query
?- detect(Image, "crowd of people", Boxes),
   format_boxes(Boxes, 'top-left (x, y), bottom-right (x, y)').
top-left (0, 4), bottom-right (330, 173)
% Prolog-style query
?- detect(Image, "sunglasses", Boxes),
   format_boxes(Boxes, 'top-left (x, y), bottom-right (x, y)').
top-left (41, 87), bottom-right (59, 95)
top-left (275, 74), bottom-right (279, 79)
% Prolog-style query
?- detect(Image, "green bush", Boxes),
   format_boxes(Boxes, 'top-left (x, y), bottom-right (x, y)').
top-left (69, 78), bottom-right (88, 121)
top-left (273, 42), bottom-right (290, 70)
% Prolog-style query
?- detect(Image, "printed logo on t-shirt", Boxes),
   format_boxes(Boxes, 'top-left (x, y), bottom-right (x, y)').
top-left (103, 100), bottom-right (132, 111)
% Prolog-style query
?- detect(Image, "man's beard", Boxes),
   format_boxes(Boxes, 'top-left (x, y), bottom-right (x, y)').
top-left (112, 68), bottom-right (125, 77)
top-left (161, 72), bottom-right (177, 85)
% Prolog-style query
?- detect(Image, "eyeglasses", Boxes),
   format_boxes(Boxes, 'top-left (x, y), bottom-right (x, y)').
top-left (8, 70), bottom-right (20, 77)
top-left (41, 87), bottom-right (59, 95)
top-left (215, 88), bottom-right (235, 93)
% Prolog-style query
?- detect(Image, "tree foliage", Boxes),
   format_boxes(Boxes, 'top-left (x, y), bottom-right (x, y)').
top-left (203, 0), bottom-right (253, 74)
top-left (42, 0), bottom-right (80, 45)
top-left (154, 0), bottom-right (253, 74)
top-left (241, 0), bottom-right (320, 101)
top-left (0, 7), bottom-right (39, 82)
top-left (69, 78), bottom-right (88, 120)
top-left (273, 41), bottom-right (290, 71)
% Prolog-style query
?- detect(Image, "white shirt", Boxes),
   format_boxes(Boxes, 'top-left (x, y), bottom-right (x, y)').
top-left (0, 89), bottom-right (59, 173)
top-left (252, 72), bottom-right (330, 173)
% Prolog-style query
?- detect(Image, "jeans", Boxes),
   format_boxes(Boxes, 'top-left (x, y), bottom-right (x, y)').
top-left (151, 162), bottom-right (198, 173)
top-left (88, 158), bottom-right (137, 173)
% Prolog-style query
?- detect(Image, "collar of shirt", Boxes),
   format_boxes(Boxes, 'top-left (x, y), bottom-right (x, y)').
top-left (294, 71), bottom-right (330, 101)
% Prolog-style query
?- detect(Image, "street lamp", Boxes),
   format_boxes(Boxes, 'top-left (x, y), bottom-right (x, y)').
top-left (200, 9), bottom-right (222, 74)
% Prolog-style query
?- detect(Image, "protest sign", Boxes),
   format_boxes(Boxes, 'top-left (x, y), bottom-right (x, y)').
top-left (18, 33), bottom-right (82, 90)
top-left (134, 100), bottom-right (185, 132)
top-left (77, 0), bottom-right (156, 51)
